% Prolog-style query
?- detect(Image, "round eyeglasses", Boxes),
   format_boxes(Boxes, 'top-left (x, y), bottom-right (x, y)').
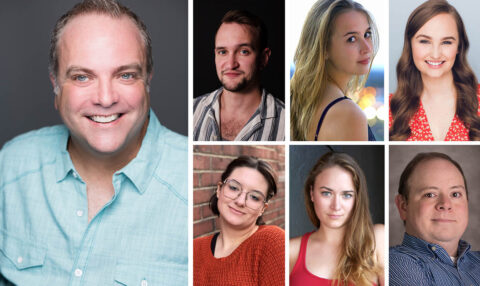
top-left (221, 179), bottom-right (267, 210)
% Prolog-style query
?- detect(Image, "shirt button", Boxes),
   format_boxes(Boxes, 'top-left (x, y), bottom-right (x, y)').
top-left (76, 210), bottom-right (84, 217)
top-left (431, 246), bottom-right (436, 251)
top-left (141, 280), bottom-right (148, 286)
top-left (72, 172), bottom-right (78, 178)
top-left (74, 269), bottom-right (82, 277)
top-left (17, 256), bottom-right (23, 264)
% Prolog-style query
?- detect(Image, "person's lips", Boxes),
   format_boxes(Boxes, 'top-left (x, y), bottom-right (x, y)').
top-left (222, 70), bottom-right (243, 78)
top-left (431, 218), bottom-right (456, 223)
top-left (86, 113), bottom-right (123, 124)
top-left (327, 214), bottom-right (343, 219)
top-left (425, 60), bottom-right (445, 69)
top-left (228, 206), bottom-right (245, 215)
top-left (358, 58), bottom-right (370, 65)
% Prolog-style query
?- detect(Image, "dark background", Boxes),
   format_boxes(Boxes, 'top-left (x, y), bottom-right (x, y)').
top-left (0, 0), bottom-right (187, 147)
top-left (193, 0), bottom-right (285, 101)
top-left (289, 145), bottom-right (385, 238)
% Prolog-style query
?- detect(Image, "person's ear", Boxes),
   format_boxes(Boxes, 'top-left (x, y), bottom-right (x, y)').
top-left (395, 194), bottom-right (408, 221)
top-left (260, 48), bottom-right (271, 70)
top-left (260, 202), bottom-right (268, 216)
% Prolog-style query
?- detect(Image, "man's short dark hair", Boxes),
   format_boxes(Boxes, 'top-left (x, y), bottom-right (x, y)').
top-left (398, 152), bottom-right (468, 201)
top-left (216, 10), bottom-right (269, 52)
top-left (49, 0), bottom-right (153, 81)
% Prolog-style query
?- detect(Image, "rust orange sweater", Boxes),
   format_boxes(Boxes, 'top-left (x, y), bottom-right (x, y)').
top-left (194, 225), bottom-right (285, 286)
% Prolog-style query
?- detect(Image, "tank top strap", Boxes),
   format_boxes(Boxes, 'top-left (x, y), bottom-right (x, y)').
top-left (292, 231), bottom-right (314, 274)
top-left (315, 96), bottom-right (350, 141)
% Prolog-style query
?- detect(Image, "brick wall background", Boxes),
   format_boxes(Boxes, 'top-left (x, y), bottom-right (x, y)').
top-left (193, 145), bottom-right (285, 238)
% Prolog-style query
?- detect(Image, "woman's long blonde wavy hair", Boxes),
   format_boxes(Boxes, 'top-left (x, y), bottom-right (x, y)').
top-left (291, 0), bottom-right (378, 141)
top-left (304, 152), bottom-right (380, 286)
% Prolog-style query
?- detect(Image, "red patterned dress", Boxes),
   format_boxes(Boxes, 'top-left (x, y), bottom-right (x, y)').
top-left (389, 86), bottom-right (480, 141)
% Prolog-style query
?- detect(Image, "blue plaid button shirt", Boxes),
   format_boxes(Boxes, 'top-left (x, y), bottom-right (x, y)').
top-left (390, 233), bottom-right (480, 286)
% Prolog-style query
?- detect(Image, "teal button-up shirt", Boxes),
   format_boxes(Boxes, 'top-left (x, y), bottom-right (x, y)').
top-left (0, 110), bottom-right (187, 285)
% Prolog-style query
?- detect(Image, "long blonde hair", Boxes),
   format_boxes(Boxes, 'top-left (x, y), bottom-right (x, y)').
top-left (291, 0), bottom-right (379, 141)
top-left (304, 152), bottom-right (379, 286)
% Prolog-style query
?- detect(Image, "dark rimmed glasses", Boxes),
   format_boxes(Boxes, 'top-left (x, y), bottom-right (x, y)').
top-left (220, 179), bottom-right (267, 210)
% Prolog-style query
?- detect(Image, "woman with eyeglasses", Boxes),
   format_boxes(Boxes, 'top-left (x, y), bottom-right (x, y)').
top-left (290, 152), bottom-right (384, 285)
top-left (194, 156), bottom-right (285, 286)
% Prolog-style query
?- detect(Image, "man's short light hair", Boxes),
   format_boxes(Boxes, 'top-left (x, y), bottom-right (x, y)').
top-left (49, 0), bottom-right (153, 82)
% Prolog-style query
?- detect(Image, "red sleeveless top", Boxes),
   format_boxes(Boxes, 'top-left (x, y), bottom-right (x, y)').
top-left (290, 232), bottom-right (376, 286)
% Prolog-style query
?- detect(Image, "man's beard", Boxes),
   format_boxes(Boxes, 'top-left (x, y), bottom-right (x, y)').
top-left (221, 76), bottom-right (249, 92)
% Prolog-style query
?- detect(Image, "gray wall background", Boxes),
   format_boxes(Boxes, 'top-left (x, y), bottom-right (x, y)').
top-left (290, 145), bottom-right (384, 238)
top-left (0, 0), bottom-right (187, 148)
top-left (389, 146), bottom-right (480, 250)
top-left (389, 0), bottom-right (480, 93)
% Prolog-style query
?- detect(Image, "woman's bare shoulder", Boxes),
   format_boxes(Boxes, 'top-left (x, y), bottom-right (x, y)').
top-left (289, 235), bottom-right (304, 273)
top-left (318, 99), bottom-right (368, 140)
top-left (290, 236), bottom-right (303, 255)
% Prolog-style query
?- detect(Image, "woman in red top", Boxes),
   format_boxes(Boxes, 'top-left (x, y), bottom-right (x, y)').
top-left (290, 152), bottom-right (384, 286)
top-left (390, 0), bottom-right (480, 141)
top-left (194, 156), bottom-right (285, 286)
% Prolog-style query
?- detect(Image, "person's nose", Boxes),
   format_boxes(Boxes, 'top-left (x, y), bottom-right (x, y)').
top-left (226, 52), bottom-right (239, 70)
top-left (234, 190), bottom-right (247, 207)
top-left (94, 78), bottom-right (118, 107)
top-left (359, 37), bottom-right (372, 55)
top-left (431, 43), bottom-right (441, 59)
top-left (436, 194), bottom-right (452, 211)
top-left (330, 194), bottom-right (341, 211)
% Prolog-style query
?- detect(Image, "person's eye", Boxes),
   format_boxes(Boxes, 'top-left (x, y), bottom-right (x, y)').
top-left (452, 192), bottom-right (463, 198)
top-left (73, 75), bottom-right (89, 82)
top-left (419, 39), bottom-right (430, 44)
top-left (343, 193), bottom-right (353, 199)
top-left (120, 73), bottom-right (135, 80)
top-left (217, 50), bottom-right (226, 55)
top-left (320, 191), bottom-right (332, 197)
top-left (424, 193), bottom-right (436, 198)
top-left (240, 49), bottom-right (251, 55)
top-left (228, 185), bottom-right (240, 192)
top-left (364, 31), bottom-right (372, 39)
top-left (442, 40), bottom-right (453, 45)
top-left (248, 193), bottom-right (261, 202)
top-left (347, 36), bottom-right (356, 43)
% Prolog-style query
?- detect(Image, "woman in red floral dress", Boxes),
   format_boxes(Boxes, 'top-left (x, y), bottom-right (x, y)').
top-left (389, 0), bottom-right (480, 141)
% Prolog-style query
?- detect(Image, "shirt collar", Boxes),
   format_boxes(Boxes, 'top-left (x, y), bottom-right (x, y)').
top-left (55, 109), bottom-right (165, 195)
top-left (55, 127), bottom-right (75, 183)
top-left (117, 109), bottom-right (164, 195)
top-left (402, 232), bottom-right (472, 264)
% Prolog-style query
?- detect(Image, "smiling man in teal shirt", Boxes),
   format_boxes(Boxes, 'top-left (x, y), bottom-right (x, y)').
top-left (0, 0), bottom-right (187, 285)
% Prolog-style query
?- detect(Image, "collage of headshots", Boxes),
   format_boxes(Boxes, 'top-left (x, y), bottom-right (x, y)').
top-left (1, 0), bottom-right (480, 285)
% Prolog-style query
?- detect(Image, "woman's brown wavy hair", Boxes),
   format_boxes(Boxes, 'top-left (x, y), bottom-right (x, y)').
top-left (304, 152), bottom-right (379, 286)
top-left (390, 0), bottom-right (480, 140)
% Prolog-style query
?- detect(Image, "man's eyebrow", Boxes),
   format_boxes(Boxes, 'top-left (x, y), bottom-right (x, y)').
top-left (417, 185), bottom-right (465, 192)
top-left (65, 66), bottom-right (94, 77)
top-left (113, 63), bottom-right (144, 75)
top-left (65, 64), bottom-right (144, 77)
top-left (215, 43), bottom-right (255, 50)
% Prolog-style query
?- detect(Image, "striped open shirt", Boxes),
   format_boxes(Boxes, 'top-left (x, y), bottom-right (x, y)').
top-left (389, 233), bottom-right (480, 286)
top-left (193, 88), bottom-right (285, 141)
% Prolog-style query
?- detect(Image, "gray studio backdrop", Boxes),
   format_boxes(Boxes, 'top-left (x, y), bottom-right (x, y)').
top-left (389, 0), bottom-right (480, 93)
top-left (290, 145), bottom-right (384, 238)
top-left (389, 146), bottom-right (480, 250)
top-left (0, 0), bottom-right (187, 147)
